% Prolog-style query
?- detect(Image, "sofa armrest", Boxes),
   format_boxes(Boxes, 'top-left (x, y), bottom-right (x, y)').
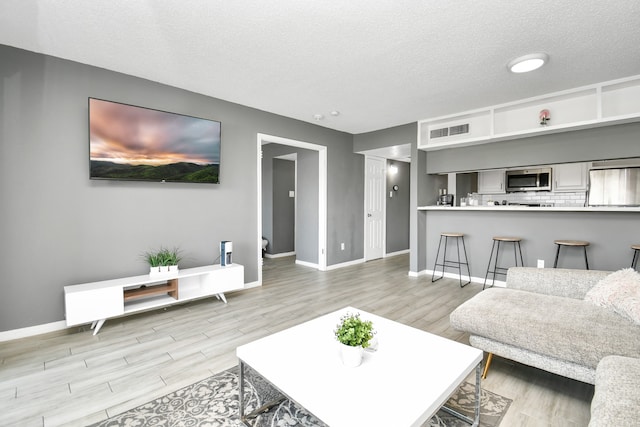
top-left (589, 355), bottom-right (640, 427)
top-left (506, 267), bottom-right (611, 299)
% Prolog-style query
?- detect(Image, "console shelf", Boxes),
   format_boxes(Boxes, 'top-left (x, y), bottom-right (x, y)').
top-left (123, 279), bottom-right (178, 301)
top-left (64, 264), bottom-right (244, 335)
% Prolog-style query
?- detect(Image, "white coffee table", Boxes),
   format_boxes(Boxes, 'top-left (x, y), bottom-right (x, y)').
top-left (236, 306), bottom-right (483, 427)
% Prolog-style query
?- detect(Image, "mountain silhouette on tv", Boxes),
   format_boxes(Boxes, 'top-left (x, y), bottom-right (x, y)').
top-left (91, 160), bottom-right (219, 183)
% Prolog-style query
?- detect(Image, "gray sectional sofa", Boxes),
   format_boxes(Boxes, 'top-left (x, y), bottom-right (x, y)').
top-left (449, 267), bottom-right (640, 425)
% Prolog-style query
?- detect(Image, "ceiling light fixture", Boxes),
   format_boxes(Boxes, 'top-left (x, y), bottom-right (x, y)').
top-left (330, 111), bottom-right (340, 117)
top-left (507, 53), bottom-right (549, 73)
top-left (313, 114), bottom-right (324, 121)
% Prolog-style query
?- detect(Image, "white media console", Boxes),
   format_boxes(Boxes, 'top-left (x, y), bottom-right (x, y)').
top-left (64, 264), bottom-right (244, 335)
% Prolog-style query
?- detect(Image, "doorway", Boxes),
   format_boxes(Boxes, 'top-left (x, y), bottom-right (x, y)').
top-left (257, 133), bottom-right (327, 286)
top-left (364, 156), bottom-right (386, 261)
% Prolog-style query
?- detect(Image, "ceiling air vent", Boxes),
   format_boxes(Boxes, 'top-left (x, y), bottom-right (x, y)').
top-left (449, 123), bottom-right (470, 136)
top-left (430, 127), bottom-right (449, 139)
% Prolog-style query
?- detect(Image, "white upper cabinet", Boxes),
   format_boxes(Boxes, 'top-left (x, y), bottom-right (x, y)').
top-left (418, 75), bottom-right (640, 151)
top-left (553, 162), bottom-right (589, 192)
top-left (478, 170), bottom-right (506, 194)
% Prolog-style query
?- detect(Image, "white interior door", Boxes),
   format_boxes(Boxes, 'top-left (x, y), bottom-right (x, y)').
top-left (365, 156), bottom-right (385, 261)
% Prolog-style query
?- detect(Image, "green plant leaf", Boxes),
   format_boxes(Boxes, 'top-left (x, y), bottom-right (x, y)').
top-left (334, 313), bottom-right (374, 348)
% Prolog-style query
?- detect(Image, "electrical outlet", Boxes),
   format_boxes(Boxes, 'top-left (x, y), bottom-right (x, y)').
top-left (537, 259), bottom-right (544, 268)
top-left (341, 243), bottom-right (345, 251)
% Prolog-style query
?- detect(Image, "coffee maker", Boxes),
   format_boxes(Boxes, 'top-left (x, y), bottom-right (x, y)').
top-left (436, 189), bottom-right (454, 206)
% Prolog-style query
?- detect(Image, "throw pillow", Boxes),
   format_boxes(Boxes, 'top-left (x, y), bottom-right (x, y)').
top-left (585, 268), bottom-right (640, 324)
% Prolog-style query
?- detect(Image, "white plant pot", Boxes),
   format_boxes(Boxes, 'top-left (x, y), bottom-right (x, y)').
top-left (167, 265), bottom-right (179, 273)
top-left (340, 343), bottom-right (364, 368)
top-left (149, 266), bottom-right (171, 277)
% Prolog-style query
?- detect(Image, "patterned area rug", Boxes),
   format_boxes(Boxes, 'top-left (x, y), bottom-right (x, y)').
top-left (91, 365), bottom-right (511, 427)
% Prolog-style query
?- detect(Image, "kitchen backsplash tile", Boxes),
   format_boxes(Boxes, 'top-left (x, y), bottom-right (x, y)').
top-left (477, 191), bottom-right (586, 207)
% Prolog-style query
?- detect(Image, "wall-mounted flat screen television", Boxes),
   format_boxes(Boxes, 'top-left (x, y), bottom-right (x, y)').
top-left (89, 98), bottom-right (221, 184)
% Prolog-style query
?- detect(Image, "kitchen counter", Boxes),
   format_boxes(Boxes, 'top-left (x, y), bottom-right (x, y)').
top-left (418, 205), bottom-right (640, 212)
top-left (417, 205), bottom-right (639, 279)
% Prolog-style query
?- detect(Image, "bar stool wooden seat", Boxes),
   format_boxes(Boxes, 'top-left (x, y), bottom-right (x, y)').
top-left (484, 236), bottom-right (524, 289)
top-left (553, 240), bottom-right (590, 270)
top-left (632, 244), bottom-right (640, 269)
top-left (431, 232), bottom-right (471, 288)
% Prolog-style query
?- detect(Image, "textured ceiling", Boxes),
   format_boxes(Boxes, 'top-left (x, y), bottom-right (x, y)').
top-left (1, 1), bottom-right (640, 134)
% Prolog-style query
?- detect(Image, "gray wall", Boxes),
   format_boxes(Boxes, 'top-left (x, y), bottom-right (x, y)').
top-left (386, 160), bottom-right (410, 254)
top-left (296, 149), bottom-right (320, 263)
top-left (353, 123), bottom-right (416, 152)
top-left (426, 122), bottom-right (640, 173)
top-left (272, 159), bottom-right (295, 254)
top-left (0, 45), bottom-right (362, 331)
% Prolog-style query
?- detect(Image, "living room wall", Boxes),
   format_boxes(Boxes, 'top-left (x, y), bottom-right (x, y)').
top-left (0, 44), bottom-right (362, 332)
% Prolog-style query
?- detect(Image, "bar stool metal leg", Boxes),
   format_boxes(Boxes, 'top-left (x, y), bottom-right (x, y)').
top-left (517, 241), bottom-right (524, 266)
top-left (483, 240), bottom-right (497, 289)
top-left (460, 236), bottom-right (471, 287)
top-left (431, 235), bottom-right (445, 282)
top-left (583, 246), bottom-right (589, 270)
top-left (432, 233), bottom-right (470, 286)
top-left (485, 237), bottom-right (523, 289)
top-left (553, 244), bottom-right (561, 268)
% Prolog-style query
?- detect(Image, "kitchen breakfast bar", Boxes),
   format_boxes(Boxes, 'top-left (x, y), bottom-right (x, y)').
top-left (418, 205), bottom-right (640, 283)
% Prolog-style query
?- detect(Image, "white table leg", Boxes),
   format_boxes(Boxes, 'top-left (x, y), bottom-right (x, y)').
top-left (440, 362), bottom-right (482, 426)
top-left (91, 319), bottom-right (106, 335)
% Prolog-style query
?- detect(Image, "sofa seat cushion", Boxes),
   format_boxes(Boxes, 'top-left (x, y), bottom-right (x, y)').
top-left (589, 355), bottom-right (640, 426)
top-left (450, 288), bottom-right (640, 369)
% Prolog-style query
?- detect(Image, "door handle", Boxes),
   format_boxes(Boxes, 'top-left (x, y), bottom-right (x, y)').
top-left (367, 213), bottom-right (372, 217)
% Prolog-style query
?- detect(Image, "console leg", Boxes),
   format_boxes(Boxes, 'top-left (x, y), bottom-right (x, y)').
top-left (216, 293), bottom-right (228, 304)
top-left (92, 319), bottom-right (106, 335)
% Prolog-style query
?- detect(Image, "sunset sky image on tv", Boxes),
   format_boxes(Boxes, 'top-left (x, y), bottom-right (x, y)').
top-left (89, 98), bottom-right (221, 184)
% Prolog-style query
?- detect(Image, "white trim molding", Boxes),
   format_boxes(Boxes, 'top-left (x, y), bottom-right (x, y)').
top-left (264, 251), bottom-right (296, 259)
top-left (325, 258), bottom-right (365, 271)
top-left (0, 320), bottom-right (68, 342)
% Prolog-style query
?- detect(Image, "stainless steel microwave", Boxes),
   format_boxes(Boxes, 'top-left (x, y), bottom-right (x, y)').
top-left (506, 168), bottom-right (552, 192)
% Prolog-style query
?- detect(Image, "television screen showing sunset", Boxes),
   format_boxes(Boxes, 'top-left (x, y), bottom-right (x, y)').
top-left (89, 98), bottom-right (221, 183)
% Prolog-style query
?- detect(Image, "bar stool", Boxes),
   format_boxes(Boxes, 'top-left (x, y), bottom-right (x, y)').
top-left (553, 240), bottom-right (590, 270)
top-left (632, 244), bottom-right (640, 269)
top-left (431, 232), bottom-right (471, 287)
top-left (484, 236), bottom-right (524, 289)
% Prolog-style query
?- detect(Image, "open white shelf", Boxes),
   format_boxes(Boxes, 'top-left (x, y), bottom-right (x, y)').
top-left (418, 75), bottom-right (640, 151)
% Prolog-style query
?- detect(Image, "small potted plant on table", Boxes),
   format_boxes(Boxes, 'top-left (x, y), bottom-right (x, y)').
top-left (144, 246), bottom-right (182, 276)
top-left (334, 312), bottom-right (375, 367)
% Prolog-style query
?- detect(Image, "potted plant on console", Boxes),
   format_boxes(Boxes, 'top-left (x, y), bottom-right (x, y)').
top-left (144, 246), bottom-right (182, 276)
top-left (334, 312), bottom-right (375, 367)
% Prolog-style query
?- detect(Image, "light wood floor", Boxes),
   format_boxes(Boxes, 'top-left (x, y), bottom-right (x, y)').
top-left (0, 254), bottom-right (593, 426)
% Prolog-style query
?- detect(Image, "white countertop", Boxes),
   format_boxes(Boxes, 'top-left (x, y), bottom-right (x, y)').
top-left (418, 205), bottom-right (640, 212)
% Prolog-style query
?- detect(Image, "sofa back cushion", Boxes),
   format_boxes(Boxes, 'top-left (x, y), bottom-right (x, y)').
top-left (585, 268), bottom-right (640, 325)
top-left (506, 267), bottom-right (610, 299)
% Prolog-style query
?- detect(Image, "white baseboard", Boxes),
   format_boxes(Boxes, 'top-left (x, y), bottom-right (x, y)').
top-left (0, 320), bottom-right (68, 342)
top-left (264, 251), bottom-right (296, 259)
top-left (408, 269), bottom-right (428, 277)
top-left (385, 249), bottom-right (409, 258)
top-left (424, 270), bottom-right (506, 287)
top-left (295, 259), bottom-right (319, 269)
top-left (242, 280), bottom-right (261, 289)
top-left (325, 258), bottom-right (365, 271)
